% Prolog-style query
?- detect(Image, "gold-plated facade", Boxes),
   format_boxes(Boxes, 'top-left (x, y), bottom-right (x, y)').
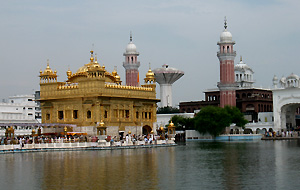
top-left (39, 51), bottom-right (158, 136)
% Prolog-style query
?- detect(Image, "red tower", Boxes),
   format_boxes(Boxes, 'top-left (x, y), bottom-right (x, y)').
top-left (217, 18), bottom-right (237, 107)
top-left (123, 33), bottom-right (140, 86)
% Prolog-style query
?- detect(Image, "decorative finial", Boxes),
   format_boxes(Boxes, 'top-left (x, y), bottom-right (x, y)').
top-left (90, 49), bottom-right (94, 62)
top-left (240, 55), bottom-right (242, 62)
top-left (47, 59), bottom-right (50, 67)
top-left (149, 62), bottom-right (151, 69)
top-left (114, 66), bottom-right (117, 72)
top-left (95, 53), bottom-right (98, 63)
top-left (90, 44), bottom-right (94, 56)
top-left (224, 16), bottom-right (227, 29)
top-left (130, 31), bottom-right (132, 42)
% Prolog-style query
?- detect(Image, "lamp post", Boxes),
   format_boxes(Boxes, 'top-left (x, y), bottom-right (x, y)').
top-left (64, 126), bottom-right (67, 136)
top-left (32, 128), bottom-right (36, 144)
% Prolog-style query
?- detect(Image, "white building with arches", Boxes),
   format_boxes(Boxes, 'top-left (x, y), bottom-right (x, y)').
top-left (272, 73), bottom-right (300, 131)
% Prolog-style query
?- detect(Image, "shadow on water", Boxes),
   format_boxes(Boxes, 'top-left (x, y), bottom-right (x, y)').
top-left (1, 140), bottom-right (300, 190)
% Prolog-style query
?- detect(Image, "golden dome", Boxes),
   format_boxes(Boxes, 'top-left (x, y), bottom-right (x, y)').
top-left (76, 50), bottom-right (102, 74)
top-left (40, 60), bottom-right (57, 77)
top-left (146, 69), bottom-right (155, 78)
top-left (112, 69), bottom-right (117, 76)
top-left (67, 69), bottom-right (72, 77)
top-left (99, 120), bottom-right (105, 127)
top-left (128, 130), bottom-right (131, 134)
top-left (169, 121), bottom-right (174, 127)
top-left (144, 63), bottom-right (156, 84)
top-left (44, 63), bottom-right (54, 74)
top-left (160, 126), bottom-right (164, 131)
top-left (146, 63), bottom-right (154, 78)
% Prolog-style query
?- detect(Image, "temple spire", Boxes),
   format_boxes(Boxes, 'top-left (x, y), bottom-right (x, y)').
top-left (130, 31), bottom-right (132, 42)
top-left (224, 16), bottom-right (227, 29)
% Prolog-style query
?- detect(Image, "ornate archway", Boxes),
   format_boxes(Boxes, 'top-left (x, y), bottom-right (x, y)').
top-left (142, 125), bottom-right (152, 135)
top-left (273, 87), bottom-right (300, 131)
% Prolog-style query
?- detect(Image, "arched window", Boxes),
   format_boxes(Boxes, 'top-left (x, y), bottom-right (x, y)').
top-left (227, 46), bottom-right (230, 53)
top-left (131, 57), bottom-right (134, 62)
top-left (87, 110), bottom-right (91, 119)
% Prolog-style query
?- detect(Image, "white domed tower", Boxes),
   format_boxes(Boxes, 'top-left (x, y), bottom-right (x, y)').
top-left (217, 17), bottom-right (237, 107)
top-left (234, 56), bottom-right (254, 88)
top-left (123, 32), bottom-right (140, 86)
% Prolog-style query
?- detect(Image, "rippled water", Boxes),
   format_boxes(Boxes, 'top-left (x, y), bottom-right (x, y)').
top-left (1, 140), bottom-right (300, 190)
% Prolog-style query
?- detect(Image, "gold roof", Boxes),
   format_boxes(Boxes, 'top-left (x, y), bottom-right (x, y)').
top-left (146, 68), bottom-right (155, 78)
top-left (144, 66), bottom-right (155, 84)
top-left (76, 50), bottom-right (103, 74)
top-left (169, 121), bottom-right (175, 127)
top-left (40, 60), bottom-right (57, 77)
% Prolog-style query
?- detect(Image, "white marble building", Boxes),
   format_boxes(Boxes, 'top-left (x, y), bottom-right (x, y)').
top-left (272, 73), bottom-right (300, 131)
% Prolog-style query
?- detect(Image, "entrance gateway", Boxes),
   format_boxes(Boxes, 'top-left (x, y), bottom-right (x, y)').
top-left (273, 74), bottom-right (300, 131)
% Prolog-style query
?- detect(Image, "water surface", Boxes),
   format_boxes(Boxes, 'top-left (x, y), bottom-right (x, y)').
top-left (1, 140), bottom-right (300, 190)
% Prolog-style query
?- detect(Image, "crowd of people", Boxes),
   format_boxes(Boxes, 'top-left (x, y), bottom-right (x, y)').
top-left (265, 130), bottom-right (300, 138)
top-left (0, 133), bottom-right (171, 147)
top-left (0, 135), bottom-right (98, 146)
top-left (107, 133), bottom-right (169, 146)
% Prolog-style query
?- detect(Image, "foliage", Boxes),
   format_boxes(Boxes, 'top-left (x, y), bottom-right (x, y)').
top-left (223, 106), bottom-right (248, 128)
top-left (169, 115), bottom-right (195, 130)
top-left (194, 106), bottom-right (231, 137)
top-left (157, 106), bottom-right (180, 114)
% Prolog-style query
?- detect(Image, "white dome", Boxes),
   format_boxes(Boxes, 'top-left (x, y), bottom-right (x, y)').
top-left (126, 42), bottom-right (137, 53)
top-left (234, 58), bottom-right (253, 73)
top-left (220, 29), bottom-right (232, 43)
top-left (287, 73), bottom-right (299, 80)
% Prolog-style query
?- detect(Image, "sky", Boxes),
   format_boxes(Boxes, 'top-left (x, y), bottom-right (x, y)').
top-left (1, 0), bottom-right (300, 107)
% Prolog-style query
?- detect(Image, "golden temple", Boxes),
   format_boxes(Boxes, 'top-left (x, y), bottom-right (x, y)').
top-left (39, 51), bottom-right (158, 136)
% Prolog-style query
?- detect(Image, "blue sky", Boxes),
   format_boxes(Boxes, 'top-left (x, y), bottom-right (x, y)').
top-left (0, 0), bottom-right (300, 106)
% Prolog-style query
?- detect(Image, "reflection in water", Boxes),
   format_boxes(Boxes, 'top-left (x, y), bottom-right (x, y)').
top-left (1, 141), bottom-right (300, 190)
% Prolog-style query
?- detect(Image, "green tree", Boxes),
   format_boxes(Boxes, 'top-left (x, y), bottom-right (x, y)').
top-left (157, 106), bottom-right (180, 114)
top-left (169, 115), bottom-right (195, 130)
top-left (194, 106), bottom-right (232, 137)
top-left (224, 106), bottom-right (248, 128)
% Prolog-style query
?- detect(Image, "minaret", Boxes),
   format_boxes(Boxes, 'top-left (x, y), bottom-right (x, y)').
top-left (217, 17), bottom-right (237, 107)
top-left (123, 32), bottom-right (140, 86)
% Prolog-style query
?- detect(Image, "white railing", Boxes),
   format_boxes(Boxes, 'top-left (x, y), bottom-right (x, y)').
top-left (0, 140), bottom-right (175, 151)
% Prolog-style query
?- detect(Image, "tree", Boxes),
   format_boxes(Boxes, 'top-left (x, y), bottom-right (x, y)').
top-left (169, 115), bottom-right (195, 130)
top-left (194, 106), bottom-right (232, 137)
top-left (157, 106), bottom-right (180, 114)
top-left (224, 106), bottom-right (248, 128)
